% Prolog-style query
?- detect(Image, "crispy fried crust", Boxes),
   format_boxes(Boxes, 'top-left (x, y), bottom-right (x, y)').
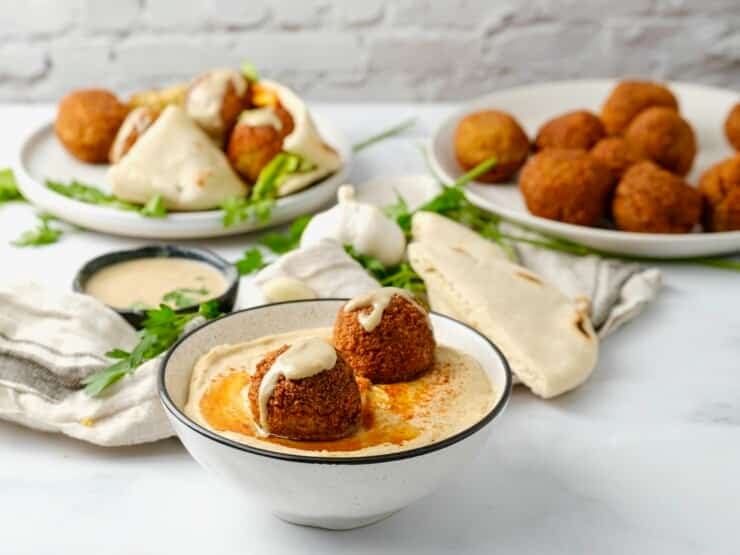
top-left (108, 106), bottom-right (158, 163)
top-left (518, 148), bottom-right (614, 226)
top-left (227, 105), bottom-right (295, 183)
top-left (333, 295), bottom-right (436, 384)
top-left (454, 110), bottom-right (530, 183)
top-left (601, 80), bottom-right (679, 136)
top-left (55, 89), bottom-right (128, 163)
top-left (613, 161), bottom-right (701, 233)
top-left (698, 154), bottom-right (740, 231)
top-left (624, 107), bottom-right (696, 176)
top-left (590, 137), bottom-right (646, 180)
top-left (248, 345), bottom-right (361, 441)
top-left (724, 103), bottom-right (740, 151)
top-left (534, 110), bottom-right (605, 151)
top-left (220, 80), bottom-right (251, 139)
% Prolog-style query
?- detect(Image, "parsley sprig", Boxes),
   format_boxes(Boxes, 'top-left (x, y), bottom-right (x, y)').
top-left (162, 287), bottom-right (210, 308)
top-left (11, 213), bottom-right (63, 247)
top-left (83, 301), bottom-right (222, 397)
top-left (352, 118), bottom-right (416, 153)
top-left (260, 214), bottom-right (312, 254)
top-left (45, 179), bottom-right (168, 218)
top-left (235, 248), bottom-right (265, 275)
top-left (345, 245), bottom-right (426, 295)
top-left (0, 169), bottom-right (24, 204)
top-left (141, 194), bottom-right (167, 218)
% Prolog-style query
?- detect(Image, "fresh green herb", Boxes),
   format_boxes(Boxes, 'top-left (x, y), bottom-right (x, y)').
top-left (240, 59), bottom-right (259, 82)
top-left (451, 157), bottom-right (497, 187)
top-left (344, 245), bottom-right (426, 296)
top-left (222, 154), bottom-right (308, 227)
top-left (220, 196), bottom-right (275, 227)
top-left (252, 153), bottom-right (304, 201)
top-left (83, 301), bottom-right (222, 397)
top-left (141, 194), bottom-right (167, 218)
top-left (352, 118), bottom-right (416, 153)
top-left (162, 287), bottom-right (210, 309)
top-left (260, 214), bottom-right (312, 254)
top-left (383, 193), bottom-right (412, 236)
top-left (11, 213), bottom-right (63, 247)
top-left (46, 179), bottom-right (140, 212)
top-left (0, 169), bottom-right (24, 204)
top-left (235, 247), bottom-right (265, 275)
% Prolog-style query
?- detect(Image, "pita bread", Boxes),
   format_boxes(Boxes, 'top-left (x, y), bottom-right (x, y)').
top-left (261, 80), bottom-right (342, 196)
top-left (408, 241), bottom-right (598, 398)
top-left (411, 212), bottom-right (508, 261)
top-left (107, 105), bottom-right (246, 211)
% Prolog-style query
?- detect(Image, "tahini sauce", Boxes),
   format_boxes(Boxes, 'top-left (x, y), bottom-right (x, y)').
top-left (85, 257), bottom-right (226, 309)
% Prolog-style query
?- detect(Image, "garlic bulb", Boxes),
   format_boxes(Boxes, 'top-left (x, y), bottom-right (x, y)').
top-left (300, 185), bottom-right (406, 266)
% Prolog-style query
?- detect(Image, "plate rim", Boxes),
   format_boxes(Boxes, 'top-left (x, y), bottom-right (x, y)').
top-left (430, 78), bottom-right (740, 252)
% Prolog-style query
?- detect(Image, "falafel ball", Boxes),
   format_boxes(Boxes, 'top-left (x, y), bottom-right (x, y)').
top-left (601, 80), bottom-right (679, 136)
top-left (108, 106), bottom-right (158, 163)
top-left (613, 161), bottom-right (701, 233)
top-left (55, 89), bottom-right (128, 164)
top-left (698, 154), bottom-right (740, 231)
top-left (454, 110), bottom-right (530, 183)
top-left (724, 103), bottom-right (740, 151)
top-left (590, 137), bottom-right (646, 180)
top-left (248, 342), bottom-right (361, 441)
top-left (227, 104), bottom-right (295, 183)
top-left (185, 69), bottom-right (251, 142)
top-left (534, 110), bottom-right (605, 151)
top-left (518, 149), bottom-right (614, 226)
top-left (624, 107), bottom-right (696, 176)
top-left (333, 289), bottom-right (435, 383)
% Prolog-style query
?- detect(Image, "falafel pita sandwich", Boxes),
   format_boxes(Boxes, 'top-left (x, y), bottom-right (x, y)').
top-left (240, 79), bottom-right (342, 196)
top-left (107, 105), bottom-right (246, 210)
top-left (408, 236), bottom-right (598, 399)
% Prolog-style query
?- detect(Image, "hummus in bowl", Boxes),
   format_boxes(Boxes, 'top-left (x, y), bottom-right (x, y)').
top-left (159, 299), bottom-right (511, 529)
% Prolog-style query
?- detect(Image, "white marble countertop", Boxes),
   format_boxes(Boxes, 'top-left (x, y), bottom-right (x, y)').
top-left (1, 103), bottom-right (739, 554)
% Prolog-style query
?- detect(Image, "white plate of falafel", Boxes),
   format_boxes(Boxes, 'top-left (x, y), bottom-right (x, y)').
top-left (15, 68), bottom-right (351, 239)
top-left (431, 79), bottom-right (740, 258)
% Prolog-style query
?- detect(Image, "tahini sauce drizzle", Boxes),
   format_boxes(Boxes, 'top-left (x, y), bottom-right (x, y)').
top-left (186, 68), bottom-right (247, 134)
top-left (256, 337), bottom-right (337, 436)
top-left (344, 287), bottom-right (427, 332)
top-left (238, 107), bottom-right (283, 131)
top-left (110, 107), bottom-right (156, 163)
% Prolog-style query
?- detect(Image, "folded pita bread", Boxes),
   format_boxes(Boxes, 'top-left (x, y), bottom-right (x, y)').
top-left (411, 212), bottom-right (508, 261)
top-left (260, 80), bottom-right (342, 196)
top-left (107, 105), bottom-right (247, 211)
top-left (408, 241), bottom-right (598, 398)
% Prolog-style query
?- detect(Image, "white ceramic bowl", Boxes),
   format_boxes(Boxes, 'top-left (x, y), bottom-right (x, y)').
top-left (159, 299), bottom-right (512, 530)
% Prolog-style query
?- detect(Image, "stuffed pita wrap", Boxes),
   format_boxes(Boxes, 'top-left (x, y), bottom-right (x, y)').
top-left (107, 105), bottom-right (247, 211)
top-left (408, 240), bottom-right (598, 398)
top-left (232, 79), bottom-right (342, 196)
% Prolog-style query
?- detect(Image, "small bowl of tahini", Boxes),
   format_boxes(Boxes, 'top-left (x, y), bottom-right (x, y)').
top-left (73, 245), bottom-right (239, 328)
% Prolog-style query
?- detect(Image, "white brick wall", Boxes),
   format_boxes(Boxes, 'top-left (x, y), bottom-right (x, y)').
top-left (1, 0), bottom-right (738, 102)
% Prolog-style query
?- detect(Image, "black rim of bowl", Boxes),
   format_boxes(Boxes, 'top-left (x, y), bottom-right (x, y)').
top-left (73, 244), bottom-right (240, 322)
top-left (158, 298), bottom-right (513, 466)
